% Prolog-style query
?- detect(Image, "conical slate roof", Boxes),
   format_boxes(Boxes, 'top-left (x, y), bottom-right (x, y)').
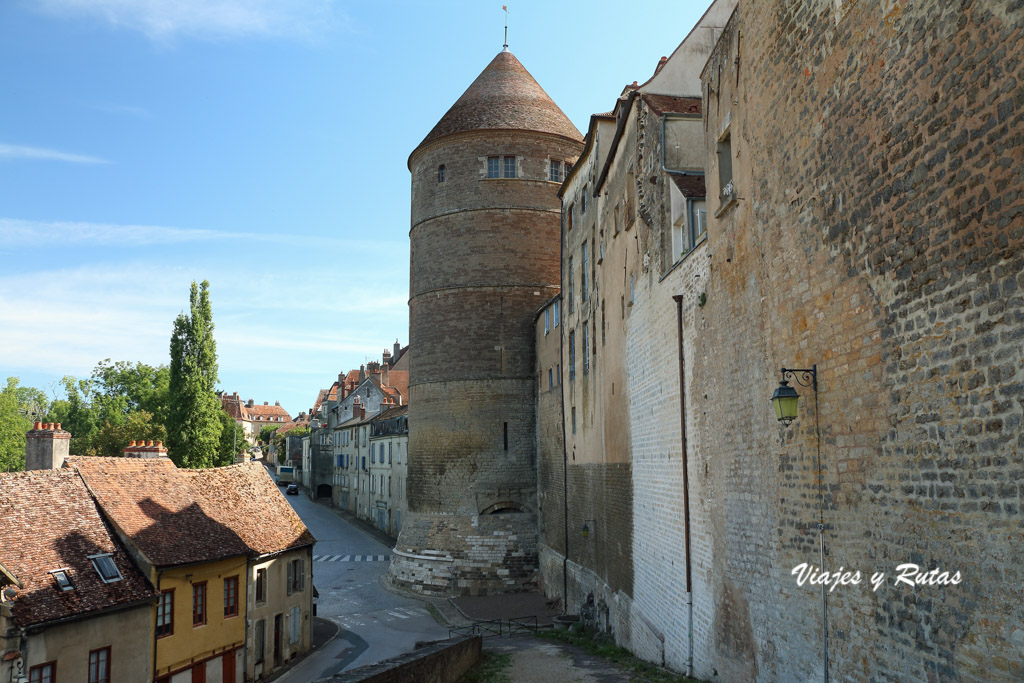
top-left (414, 50), bottom-right (582, 154)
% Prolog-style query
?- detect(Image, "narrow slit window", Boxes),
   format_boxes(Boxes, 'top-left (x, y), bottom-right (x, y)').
top-left (503, 422), bottom-right (509, 451)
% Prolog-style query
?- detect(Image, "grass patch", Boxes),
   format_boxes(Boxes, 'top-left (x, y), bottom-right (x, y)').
top-left (536, 628), bottom-right (700, 683)
top-left (458, 651), bottom-right (513, 683)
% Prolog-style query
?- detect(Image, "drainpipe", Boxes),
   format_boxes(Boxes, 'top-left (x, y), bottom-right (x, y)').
top-left (672, 294), bottom-right (695, 678)
top-left (152, 569), bottom-right (163, 682)
top-left (559, 209), bottom-right (570, 613)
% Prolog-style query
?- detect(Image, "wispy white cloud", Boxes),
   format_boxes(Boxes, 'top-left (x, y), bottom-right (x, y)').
top-left (0, 219), bottom-right (233, 246)
top-left (0, 258), bottom-right (409, 410)
top-left (0, 143), bottom-right (109, 165)
top-left (32, 0), bottom-right (348, 43)
top-left (0, 218), bottom-right (406, 252)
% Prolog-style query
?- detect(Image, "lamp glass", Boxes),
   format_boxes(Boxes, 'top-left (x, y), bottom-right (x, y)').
top-left (581, 523), bottom-right (590, 539)
top-left (771, 381), bottom-right (800, 422)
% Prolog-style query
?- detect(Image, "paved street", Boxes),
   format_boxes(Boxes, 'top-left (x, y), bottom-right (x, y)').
top-left (267, 472), bottom-right (449, 680)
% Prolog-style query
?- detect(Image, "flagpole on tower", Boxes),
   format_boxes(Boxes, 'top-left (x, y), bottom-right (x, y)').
top-left (502, 5), bottom-right (509, 51)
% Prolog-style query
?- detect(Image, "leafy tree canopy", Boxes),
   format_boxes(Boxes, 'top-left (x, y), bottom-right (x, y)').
top-left (89, 410), bottom-right (167, 458)
top-left (167, 280), bottom-right (223, 468)
top-left (0, 378), bottom-right (38, 472)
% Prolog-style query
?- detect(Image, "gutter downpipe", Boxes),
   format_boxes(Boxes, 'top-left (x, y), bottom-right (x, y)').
top-left (672, 294), bottom-right (695, 679)
top-left (559, 251), bottom-right (570, 612)
top-left (153, 569), bottom-right (163, 682)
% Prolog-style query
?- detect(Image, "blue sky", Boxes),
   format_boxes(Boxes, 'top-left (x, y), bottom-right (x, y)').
top-left (0, 0), bottom-right (714, 418)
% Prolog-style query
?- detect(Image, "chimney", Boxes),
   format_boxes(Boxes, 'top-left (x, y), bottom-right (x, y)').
top-left (263, 401), bottom-right (268, 405)
top-left (25, 422), bottom-right (71, 470)
top-left (247, 399), bottom-right (254, 408)
top-left (381, 362), bottom-right (390, 387)
top-left (358, 365), bottom-right (366, 382)
top-left (123, 440), bottom-right (169, 459)
top-left (394, 340), bottom-right (401, 361)
top-left (275, 401), bottom-right (280, 406)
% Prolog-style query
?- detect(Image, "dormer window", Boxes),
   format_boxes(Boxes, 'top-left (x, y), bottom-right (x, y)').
top-left (49, 568), bottom-right (74, 591)
top-left (90, 554), bottom-right (123, 583)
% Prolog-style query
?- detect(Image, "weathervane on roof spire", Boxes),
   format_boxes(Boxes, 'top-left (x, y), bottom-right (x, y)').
top-left (502, 5), bottom-right (509, 51)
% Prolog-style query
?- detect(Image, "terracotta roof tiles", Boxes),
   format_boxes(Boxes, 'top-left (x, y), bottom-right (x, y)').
top-left (67, 457), bottom-right (313, 568)
top-left (414, 50), bottom-right (582, 159)
top-left (0, 469), bottom-right (157, 629)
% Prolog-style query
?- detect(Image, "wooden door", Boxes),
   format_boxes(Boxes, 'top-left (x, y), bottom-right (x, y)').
top-left (222, 651), bottom-right (235, 683)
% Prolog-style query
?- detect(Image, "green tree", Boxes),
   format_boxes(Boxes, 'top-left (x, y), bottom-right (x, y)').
top-left (258, 424), bottom-right (279, 445)
top-left (46, 376), bottom-right (100, 455)
top-left (0, 378), bottom-right (38, 472)
top-left (217, 410), bottom-right (243, 465)
top-left (92, 359), bottom-right (170, 418)
top-left (167, 280), bottom-right (223, 468)
top-left (90, 410), bottom-right (168, 458)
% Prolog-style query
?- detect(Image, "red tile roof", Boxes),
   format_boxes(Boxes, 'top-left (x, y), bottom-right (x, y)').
top-left (67, 458), bottom-right (313, 568)
top-left (245, 404), bottom-right (291, 421)
top-left (414, 50), bottom-right (582, 158)
top-left (180, 464), bottom-right (314, 557)
top-left (670, 173), bottom-right (707, 198)
top-left (641, 94), bottom-right (701, 116)
top-left (0, 469), bottom-right (157, 629)
top-left (386, 371), bottom-right (409, 401)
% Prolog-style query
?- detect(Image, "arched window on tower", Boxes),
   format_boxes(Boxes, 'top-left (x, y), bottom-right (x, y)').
top-left (438, 164), bottom-right (446, 183)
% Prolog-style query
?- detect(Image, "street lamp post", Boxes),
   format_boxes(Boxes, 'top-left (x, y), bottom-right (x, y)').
top-left (770, 365), bottom-right (828, 683)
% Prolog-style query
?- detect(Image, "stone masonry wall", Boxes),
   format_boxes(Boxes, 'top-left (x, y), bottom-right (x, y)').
top-left (694, 2), bottom-right (1024, 680)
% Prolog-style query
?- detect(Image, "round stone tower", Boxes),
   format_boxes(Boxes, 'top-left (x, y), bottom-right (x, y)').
top-left (388, 49), bottom-right (582, 596)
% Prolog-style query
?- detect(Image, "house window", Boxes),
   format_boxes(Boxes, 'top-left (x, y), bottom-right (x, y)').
top-left (388, 443), bottom-right (392, 464)
top-left (581, 243), bottom-right (588, 302)
top-left (438, 164), bottom-right (446, 183)
top-left (487, 156), bottom-right (500, 178)
top-left (503, 155), bottom-right (516, 178)
top-left (718, 132), bottom-right (734, 206)
top-left (287, 558), bottom-right (305, 595)
top-left (156, 589), bottom-right (174, 637)
top-left (548, 368), bottom-right (553, 389)
top-left (582, 185), bottom-right (588, 214)
top-left (550, 159), bottom-right (561, 182)
top-left (90, 554), bottom-right (122, 583)
top-left (568, 257), bottom-right (574, 313)
top-left (567, 203), bottom-right (574, 232)
top-left (192, 581), bottom-right (207, 627)
top-left (256, 568), bottom-right (267, 603)
top-left (371, 444), bottom-right (375, 463)
top-left (49, 568), bottom-right (73, 591)
top-left (564, 161), bottom-right (573, 175)
top-left (254, 619), bottom-right (266, 663)
top-left (582, 324), bottom-right (590, 374)
top-left (553, 300), bottom-right (560, 327)
top-left (544, 308), bottom-right (550, 335)
top-left (568, 331), bottom-right (576, 381)
top-left (690, 198), bottom-right (708, 245)
top-left (88, 647), bottom-right (110, 683)
top-left (290, 606), bottom-right (301, 644)
top-left (223, 576), bottom-right (239, 618)
top-left (571, 407), bottom-right (577, 434)
top-left (630, 273), bottom-right (635, 304)
top-left (29, 662), bottom-right (55, 683)
top-left (556, 364), bottom-right (561, 384)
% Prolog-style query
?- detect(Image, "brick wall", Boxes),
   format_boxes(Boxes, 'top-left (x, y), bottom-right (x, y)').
top-left (692, 2), bottom-right (1024, 680)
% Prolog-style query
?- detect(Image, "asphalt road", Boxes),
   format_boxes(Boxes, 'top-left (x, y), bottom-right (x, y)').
top-left (268, 474), bottom-right (449, 680)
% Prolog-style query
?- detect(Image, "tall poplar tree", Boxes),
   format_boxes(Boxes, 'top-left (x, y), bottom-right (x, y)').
top-left (167, 280), bottom-right (223, 468)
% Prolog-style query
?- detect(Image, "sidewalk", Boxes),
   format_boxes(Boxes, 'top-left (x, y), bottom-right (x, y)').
top-left (264, 617), bottom-right (339, 682)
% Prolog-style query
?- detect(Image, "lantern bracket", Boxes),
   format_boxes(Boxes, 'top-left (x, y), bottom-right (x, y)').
top-left (780, 366), bottom-right (817, 392)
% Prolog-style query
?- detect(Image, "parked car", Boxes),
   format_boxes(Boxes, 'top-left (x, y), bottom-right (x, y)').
top-left (286, 484), bottom-right (299, 495)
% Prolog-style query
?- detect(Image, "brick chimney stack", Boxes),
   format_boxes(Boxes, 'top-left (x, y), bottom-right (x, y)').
top-left (358, 365), bottom-right (366, 382)
top-left (393, 340), bottom-right (401, 361)
top-left (25, 422), bottom-right (71, 470)
top-left (123, 440), bottom-right (169, 459)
